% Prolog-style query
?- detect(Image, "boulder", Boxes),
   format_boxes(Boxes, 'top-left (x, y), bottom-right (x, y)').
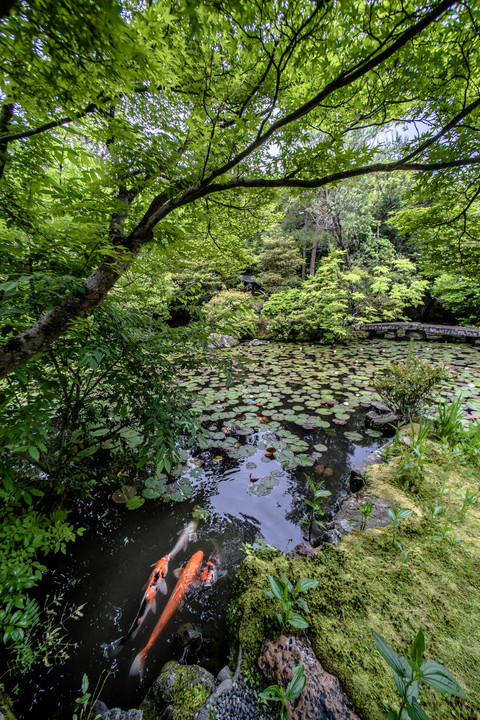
top-left (291, 541), bottom-right (318, 558)
top-left (258, 636), bottom-right (359, 720)
top-left (334, 494), bottom-right (393, 531)
top-left (216, 665), bottom-right (233, 683)
top-left (365, 410), bottom-right (401, 427)
top-left (349, 441), bottom-right (392, 489)
top-left (319, 529), bottom-right (342, 547)
top-left (141, 661), bottom-right (214, 720)
top-left (207, 333), bottom-right (239, 348)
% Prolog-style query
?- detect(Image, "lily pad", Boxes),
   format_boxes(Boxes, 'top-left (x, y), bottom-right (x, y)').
top-left (247, 483), bottom-right (270, 496)
top-left (344, 431), bottom-right (363, 442)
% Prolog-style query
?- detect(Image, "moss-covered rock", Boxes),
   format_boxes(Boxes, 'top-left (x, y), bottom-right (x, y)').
top-left (0, 693), bottom-right (18, 720)
top-left (140, 661), bottom-right (214, 720)
top-left (228, 437), bottom-right (480, 719)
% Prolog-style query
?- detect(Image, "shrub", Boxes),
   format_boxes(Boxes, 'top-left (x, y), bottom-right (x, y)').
top-left (262, 250), bottom-right (352, 343)
top-left (375, 349), bottom-right (448, 419)
top-left (204, 290), bottom-right (258, 339)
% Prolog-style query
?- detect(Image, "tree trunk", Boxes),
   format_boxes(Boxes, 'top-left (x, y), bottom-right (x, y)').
top-left (302, 237), bottom-right (306, 281)
top-left (0, 103), bottom-right (14, 180)
top-left (309, 238), bottom-right (318, 276)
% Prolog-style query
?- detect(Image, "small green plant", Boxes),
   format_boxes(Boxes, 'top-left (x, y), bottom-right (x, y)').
top-left (395, 419), bottom-right (431, 492)
top-left (360, 500), bottom-right (373, 530)
top-left (259, 664), bottom-right (306, 720)
top-left (457, 486), bottom-right (478, 522)
top-left (72, 671), bottom-right (111, 720)
top-left (387, 501), bottom-right (413, 556)
top-left (433, 395), bottom-right (465, 447)
top-left (373, 627), bottom-right (465, 720)
top-left (423, 500), bottom-right (444, 524)
top-left (263, 572), bottom-right (318, 630)
top-left (433, 520), bottom-right (462, 544)
top-left (375, 348), bottom-right (448, 420)
top-left (302, 475), bottom-right (331, 542)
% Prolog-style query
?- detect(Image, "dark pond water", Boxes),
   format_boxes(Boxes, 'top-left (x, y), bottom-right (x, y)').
top-left (12, 340), bottom-right (480, 719)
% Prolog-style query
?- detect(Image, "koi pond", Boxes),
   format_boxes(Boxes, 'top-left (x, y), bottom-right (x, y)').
top-left (15, 339), bottom-right (480, 719)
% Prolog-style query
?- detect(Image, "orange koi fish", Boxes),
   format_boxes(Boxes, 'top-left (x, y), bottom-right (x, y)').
top-left (130, 550), bottom-right (204, 679)
top-left (201, 549), bottom-right (219, 587)
top-left (117, 554), bottom-right (169, 649)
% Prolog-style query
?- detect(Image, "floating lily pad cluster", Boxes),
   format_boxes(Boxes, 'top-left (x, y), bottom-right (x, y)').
top-left (152, 340), bottom-right (480, 498)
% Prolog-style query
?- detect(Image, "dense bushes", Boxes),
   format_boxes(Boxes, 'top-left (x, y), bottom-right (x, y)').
top-left (204, 290), bottom-right (259, 339)
top-left (262, 249), bottom-right (427, 343)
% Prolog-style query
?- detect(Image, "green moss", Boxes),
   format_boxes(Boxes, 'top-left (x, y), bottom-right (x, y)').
top-left (142, 662), bottom-right (211, 720)
top-left (0, 693), bottom-right (18, 720)
top-left (229, 440), bottom-right (480, 720)
top-left (171, 678), bottom-right (209, 720)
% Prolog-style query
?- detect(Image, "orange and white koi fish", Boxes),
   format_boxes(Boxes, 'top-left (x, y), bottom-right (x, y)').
top-left (130, 550), bottom-right (204, 679)
top-left (201, 549), bottom-right (219, 587)
top-left (115, 554), bottom-right (169, 650)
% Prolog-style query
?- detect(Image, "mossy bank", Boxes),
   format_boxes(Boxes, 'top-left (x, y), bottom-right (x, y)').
top-left (228, 434), bottom-right (480, 720)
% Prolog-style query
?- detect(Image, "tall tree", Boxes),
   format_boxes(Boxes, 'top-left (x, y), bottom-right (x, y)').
top-left (2, 0), bottom-right (480, 377)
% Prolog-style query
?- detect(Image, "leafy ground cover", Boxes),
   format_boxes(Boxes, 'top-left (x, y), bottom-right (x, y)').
top-left (228, 427), bottom-right (480, 719)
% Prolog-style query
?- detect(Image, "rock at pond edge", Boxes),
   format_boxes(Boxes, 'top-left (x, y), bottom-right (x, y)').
top-left (141, 661), bottom-right (214, 720)
top-left (208, 333), bottom-right (240, 348)
top-left (258, 636), bottom-right (359, 720)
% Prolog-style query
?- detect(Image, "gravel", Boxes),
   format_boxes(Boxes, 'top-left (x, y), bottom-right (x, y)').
top-left (204, 677), bottom-right (273, 720)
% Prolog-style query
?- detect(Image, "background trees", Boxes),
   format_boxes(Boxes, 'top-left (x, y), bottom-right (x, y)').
top-left (2, 0), bottom-right (480, 375)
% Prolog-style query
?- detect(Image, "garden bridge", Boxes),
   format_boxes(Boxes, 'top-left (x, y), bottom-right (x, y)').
top-left (361, 322), bottom-right (480, 343)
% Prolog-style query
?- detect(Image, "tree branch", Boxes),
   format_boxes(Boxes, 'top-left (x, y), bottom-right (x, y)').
top-left (0, 103), bottom-right (97, 143)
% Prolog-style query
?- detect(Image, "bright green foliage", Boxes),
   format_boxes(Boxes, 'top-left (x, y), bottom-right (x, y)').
top-left (262, 250), bottom-right (353, 342)
top-left (364, 259), bottom-right (428, 322)
top-left (392, 176), bottom-right (480, 279)
top-left (387, 501), bottom-right (413, 553)
top-left (0, 304), bottom-right (207, 491)
top-left (457, 486), bottom-right (478, 523)
top-left (263, 572), bottom-right (318, 631)
top-left (373, 627), bottom-right (465, 720)
top-left (360, 500), bottom-right (374, 530)
top-left (375, 349), bottom-right (448, 419)
top-left (0, 506), bottom-right (84, 666)
top-left (204, 290), bottom-right (258, 339)
top-left (432, 396), bottom-right (465, 447)
top-left (2, 0), bottom-right (480, 377)
top-left (263, 250), bottom-right (426, 342)
top-left (302, 476), bottom-right (331, 543)
top-left (395, 419), bottom-right (432, 492)
top-left (431, 275), bottom-right (480, 326)
top-left (259, 664), bottom-right (306, 720)
top-left (256, 225), bottom-right (303, 292)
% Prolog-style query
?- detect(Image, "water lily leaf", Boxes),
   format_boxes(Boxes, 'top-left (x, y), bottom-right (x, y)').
top-left (247, 483), bottom-right (270, 496)
top-left (126, 496), bottom-right (145, 510)
top-left (314, 444), bottom-right (328, 453)
top-left (262, 474), bottom-right (280, 489)
top-left (344, 431), bottom-right (363, 441)
top-left (142, 487), bottom-right (162, 499)
top-left (364, 429), bottom-right (383, 438)
top-left (166, 478), bottom-right (193, 502)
